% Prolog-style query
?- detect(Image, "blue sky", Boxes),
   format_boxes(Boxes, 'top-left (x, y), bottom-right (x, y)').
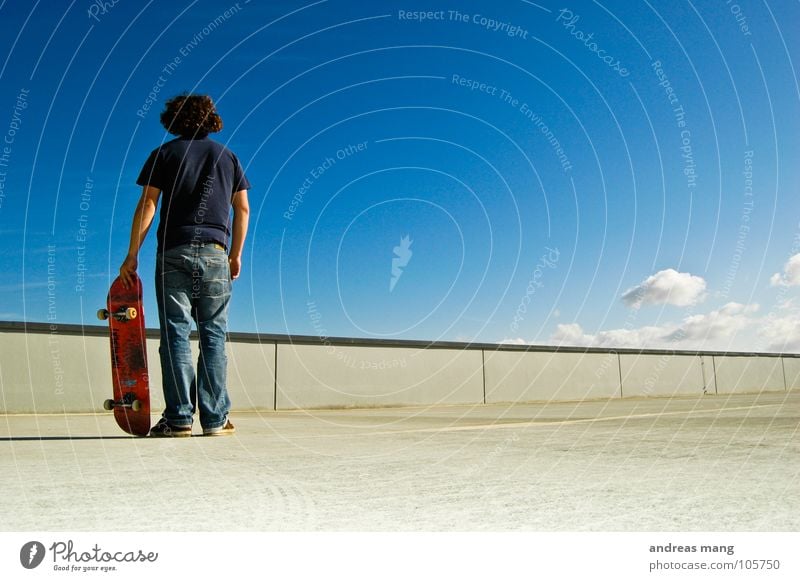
top-left (0, 0), bottom-right (798, 352)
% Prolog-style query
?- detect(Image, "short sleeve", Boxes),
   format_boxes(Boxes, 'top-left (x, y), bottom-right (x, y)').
top-left (136, 149), bottom-right (164, 189)
top-left (231, 154), bottom-right (251, 193)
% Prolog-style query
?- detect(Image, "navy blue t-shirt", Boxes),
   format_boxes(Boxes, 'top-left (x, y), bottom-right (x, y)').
top-left (136, 136), bottom-right (250, 253)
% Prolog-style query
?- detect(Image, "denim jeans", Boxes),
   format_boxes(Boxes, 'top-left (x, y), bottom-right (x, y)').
top-left (155, 243), bottom-right (231, 429)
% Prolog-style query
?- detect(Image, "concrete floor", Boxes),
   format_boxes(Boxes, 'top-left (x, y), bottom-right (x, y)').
top-left (1, 392), bottom-right (798, 531)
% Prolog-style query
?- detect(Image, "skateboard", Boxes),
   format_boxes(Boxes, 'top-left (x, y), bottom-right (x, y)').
top-left (97, 274), bottom-right (151, 436)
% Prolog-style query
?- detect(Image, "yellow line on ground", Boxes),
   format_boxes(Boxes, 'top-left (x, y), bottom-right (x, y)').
top-left (406, 403), bottom-right (782, 434)
top-left (277, 403), bottom-right (783, 439)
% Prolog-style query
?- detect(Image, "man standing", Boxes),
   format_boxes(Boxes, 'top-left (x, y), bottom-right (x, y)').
top-left (119, 94), bottom-right (250, 437)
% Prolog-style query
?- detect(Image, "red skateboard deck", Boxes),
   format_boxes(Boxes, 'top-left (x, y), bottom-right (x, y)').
top-left (98, 274), bottom-right (151, 436)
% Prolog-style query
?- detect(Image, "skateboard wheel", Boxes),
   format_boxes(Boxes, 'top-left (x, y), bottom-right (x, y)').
top-left (131, 400), bottom-right (142, 412)
top-left (125, 307), bottom-right (137, 320)
top-left (97, 309), bottom-right (109, 321)
top-left (103, 399), bottom-right (114, 411)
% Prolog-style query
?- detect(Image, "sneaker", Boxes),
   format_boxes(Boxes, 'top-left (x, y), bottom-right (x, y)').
top-left (149, 417), bottom-right (192, 438)
top-left (203, 419), bottom-right (236, 436)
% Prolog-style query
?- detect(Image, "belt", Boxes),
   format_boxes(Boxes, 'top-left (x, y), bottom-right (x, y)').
top-left (189, 241), bottom-right (227, 252)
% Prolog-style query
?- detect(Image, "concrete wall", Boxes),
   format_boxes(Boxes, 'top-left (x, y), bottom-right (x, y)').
top-left (484, 350), bottom-right (621, 403)
top-left (711, 355), bottom-right (786, 394)
top-left (782, 358), bottom-right (800, 391)
top-left (0, 333), bottom-right (115, 414)
top-left (0, 325), bottom-right (795, 414)
top-left (276, 344), bottom-right (482, 409)
top-left (619, 354), bottom-right (707, 397)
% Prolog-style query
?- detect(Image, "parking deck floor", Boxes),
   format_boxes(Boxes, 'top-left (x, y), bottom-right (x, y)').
top-left (1, 392), bottom-right (798, 531)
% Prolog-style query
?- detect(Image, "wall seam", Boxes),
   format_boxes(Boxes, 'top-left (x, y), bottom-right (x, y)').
top-left (273, 343), bottom-right (279, 411)
top-left (781, 357), bottom-right (787, 392)
top-left (712, 355), bottom-right (719, 395)
top-left (481, 349), bottom-right (487, 404)
top-left (700, 355), bottom-right (707, 395)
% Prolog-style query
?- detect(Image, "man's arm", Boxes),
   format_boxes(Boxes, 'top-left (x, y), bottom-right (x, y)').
top-left (119, 185), bottom-right (161, 288)
top-left (228, 189), bottom-right (249, 280)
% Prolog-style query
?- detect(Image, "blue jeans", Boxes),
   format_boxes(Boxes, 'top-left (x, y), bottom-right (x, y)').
top-left (155, 243), bottom-right (231, 429)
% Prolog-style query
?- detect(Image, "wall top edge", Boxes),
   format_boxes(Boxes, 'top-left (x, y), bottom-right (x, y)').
top-left (2, 320), bottom-right (798, 358)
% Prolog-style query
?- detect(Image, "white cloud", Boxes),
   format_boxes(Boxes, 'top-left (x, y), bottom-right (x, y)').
top-left (769, 253), bottom-right (800, 287)
top-left (621, 269), bottom-right (707, 308)
top-left (549, 323), bottom-right (587, 344)
top-left (551, 321), bottom-right (676, 349)
top-left (664, 302), bottom-right (759, 344)
top-left (499, 337), bottom-right (528, 345)
top-left (548, 302), bottom-right (784, 352)
top-left (758, 299), bottom-right (800, 352)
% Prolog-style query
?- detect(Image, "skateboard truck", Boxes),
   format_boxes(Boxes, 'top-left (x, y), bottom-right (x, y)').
top-left (97, 307), bottom-right (138, 321)
top-left (103, 392), bottom-right (143, 412)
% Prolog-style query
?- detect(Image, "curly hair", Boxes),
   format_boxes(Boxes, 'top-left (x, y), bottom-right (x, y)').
top-left (160, 94), bottom-right (223, 138)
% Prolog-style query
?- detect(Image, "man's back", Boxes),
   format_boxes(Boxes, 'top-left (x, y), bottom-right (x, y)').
top-left (137, 136), bottom-right (249, 253)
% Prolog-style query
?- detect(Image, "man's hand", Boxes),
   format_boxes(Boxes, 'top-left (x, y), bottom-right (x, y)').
top-left (119, 254), bottom-right (138, 288)
top-left (229, 255), bottom-right (242, 280)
